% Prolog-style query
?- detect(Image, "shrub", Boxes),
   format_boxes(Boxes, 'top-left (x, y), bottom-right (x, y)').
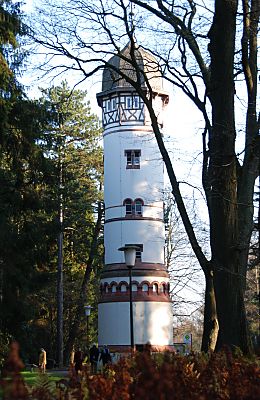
top-left (0, 342), bottom-right (259, 399)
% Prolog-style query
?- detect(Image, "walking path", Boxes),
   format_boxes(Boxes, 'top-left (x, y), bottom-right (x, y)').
top-left (48, 369), bottom-right (69, 377)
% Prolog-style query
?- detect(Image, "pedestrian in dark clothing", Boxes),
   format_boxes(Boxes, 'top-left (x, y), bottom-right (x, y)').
top-left (74, 348), bottom-right (83, 375)
top-left (99, 345), bottom-right (111, 368)
top-left (89, 344), bottom-right (99, 374)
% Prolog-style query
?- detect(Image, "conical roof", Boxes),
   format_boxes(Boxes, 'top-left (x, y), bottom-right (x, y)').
top-left (101, 42), bottom-right (164, 94)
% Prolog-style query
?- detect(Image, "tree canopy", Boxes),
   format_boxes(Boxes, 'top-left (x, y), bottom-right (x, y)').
top-left (0, 1), bottom-right (104, 363)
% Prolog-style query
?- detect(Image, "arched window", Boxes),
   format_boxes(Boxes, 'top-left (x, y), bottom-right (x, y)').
top-left (123, 198), bottom-right (133, 215)
top-left (120, 284), bottom-right (127, 292)
top-left (123, 198), bottom-right (144, 216)
top-left (134, 198), bottom-right (143, 216)
top-left (132, 284), bottom-right (138, 292)
top-left (142, 283), bottom-right (149, 292)
top-left (152, 283), bottom-right (158, 293)
top-left (111, 284), bottom-right (117, 293)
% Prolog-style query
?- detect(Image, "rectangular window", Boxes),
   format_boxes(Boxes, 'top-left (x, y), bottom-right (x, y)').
top-left (133, 96), bottom-right (139, 108)
top-left (112, 98), bottom-right (117, 110)
top-left (107, 100), bottom-right (111, 111)
top-left (125, 244), bottom-right (143, 261)
top-left (125, 96), bottom-right (139, 109)
top-left (133, 150), bottom-right (140, 165)
top-left (125, 150), bottom-right (141, 169)
top-left (126, 97), bottom-right (132, 109)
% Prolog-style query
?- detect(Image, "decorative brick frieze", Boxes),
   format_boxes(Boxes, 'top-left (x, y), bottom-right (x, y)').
top-left (107, 344), bottom-right (175, 353)
top-left (99, 279), bottom-right (170, 303)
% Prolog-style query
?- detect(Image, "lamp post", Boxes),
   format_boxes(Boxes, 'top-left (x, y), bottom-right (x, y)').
top-left (118, 245), bottom-right (140, 351)
top-left (57, 138), bottom-right (64, 368)
top-left (84, 305), bottom-right (92, 350)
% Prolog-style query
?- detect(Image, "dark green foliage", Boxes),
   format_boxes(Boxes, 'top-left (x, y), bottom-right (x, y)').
top-left (35, 81), bottom-right (103, 360)
top-left (0, 6), bottom-right (104, 364)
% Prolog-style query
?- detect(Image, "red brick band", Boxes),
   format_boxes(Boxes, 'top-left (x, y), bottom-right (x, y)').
top-left (105, 216), bottom-right (164, 224)
top-left (105, 344), bottom-right (175, 353)
top-left (99, 290), bottom-right (170, 303)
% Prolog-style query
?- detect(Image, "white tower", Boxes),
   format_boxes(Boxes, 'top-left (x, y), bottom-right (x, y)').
top-left (97, 43), bottom-right (173, 352)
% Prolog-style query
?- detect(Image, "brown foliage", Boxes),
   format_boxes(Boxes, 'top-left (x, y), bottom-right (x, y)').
top-left (0, 342), bottom-right (259, 399)
top-left (0, 341), bottom-right (28, 399)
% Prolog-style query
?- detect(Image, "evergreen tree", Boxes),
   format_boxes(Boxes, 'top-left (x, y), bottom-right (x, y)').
top-left (0, 0), bottom-right (56, 361)
top-left (34, 82), bottom-right (103, 363)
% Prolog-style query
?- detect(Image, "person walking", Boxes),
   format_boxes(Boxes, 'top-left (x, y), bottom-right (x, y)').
top-left (74, 348), bottom-right (83, 375)
top-left (38, 348), bottom-right (47, 373)
top-left (89, 344), bottom-right (99, 374)
top-left (99, 345), bottom-right (111, 369)
top-left (70, 346), bottom-right (75, 367)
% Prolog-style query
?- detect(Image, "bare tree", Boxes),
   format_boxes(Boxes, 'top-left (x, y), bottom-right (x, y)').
top-left (28, 0), bottom-right (259, 353)
top-left (164, 190), bottom-right (205, 315)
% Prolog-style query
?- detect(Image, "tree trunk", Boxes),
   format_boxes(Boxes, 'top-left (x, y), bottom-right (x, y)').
top-left (207, 0), bottom-right (251, 353)
top-left (64, 201), bottom-right (103, 361)
top-left (201, 268), bottom-right (219, 352)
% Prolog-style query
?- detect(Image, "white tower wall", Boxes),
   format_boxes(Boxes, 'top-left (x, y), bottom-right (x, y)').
top-left (104, 221), bottom-right (165, 265)
top-left (104, 127), bottom-right (164, 208)
top-left (99, 302), bottom-right (173, 346)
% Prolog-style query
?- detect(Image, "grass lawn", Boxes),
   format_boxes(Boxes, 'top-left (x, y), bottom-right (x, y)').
top-left (0, 371), bottom-right (67, 398)
top-left (21, 371), bottom-right (67, 386)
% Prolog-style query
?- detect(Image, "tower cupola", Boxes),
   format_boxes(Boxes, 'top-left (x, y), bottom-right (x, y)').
top-left (97, 42), bottom-right (168, 129)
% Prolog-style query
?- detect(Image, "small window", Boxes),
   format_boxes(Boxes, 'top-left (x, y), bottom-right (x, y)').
top-left (126, 97), bottom-right (132, 109)
top-left (106, 100), bottom-right (111, 111)
top-left (112, 98), bottom-right (117, 110)
top-left (125, 149), bottom-right (141, 168)
top-left (133, 96), bottom-right (139, 108)
top-left (142, 283), bottom-right (149, 292)
top-left (132, 284), bottom-right (138, 292)
top-left (123, 199), bottom-right (143, 217)
top-left (121, 284), bottom-right (127, 292)
top-left (134, 199), bottom-right (143, 216)
top-left (152, 283), bottom-right (158, 293)
top-left (111, 284), bottom-right (117, 293)
top-left (125, 96), bottom-right (139, 109)
top-left (133, 150), bottom-right (140, 165)
top-left (124, 199), bottom-right (133, 215)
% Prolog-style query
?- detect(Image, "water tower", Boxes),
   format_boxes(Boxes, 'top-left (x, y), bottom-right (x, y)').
top-left (97, 42), bottom-right (173, 352)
